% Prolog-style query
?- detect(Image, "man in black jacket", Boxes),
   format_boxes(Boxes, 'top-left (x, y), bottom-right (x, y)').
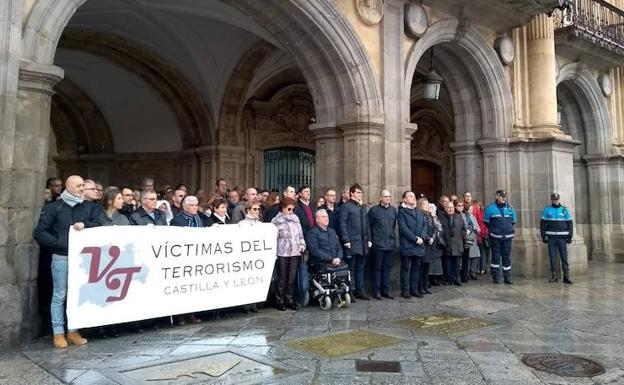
top-left (294, 185), bottom-right (316, 235)
top-left (368, 190), bottom-right (397, 300)
top-left (129, 191), bottom-right (167, 226)
top-left (338, 183), bottom-right (371, 300)
top-left (33, 175), bottom-right (100, 348)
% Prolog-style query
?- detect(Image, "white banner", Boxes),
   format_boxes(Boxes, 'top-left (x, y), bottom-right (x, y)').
top-left (66, 223), bottom-right (277, 329)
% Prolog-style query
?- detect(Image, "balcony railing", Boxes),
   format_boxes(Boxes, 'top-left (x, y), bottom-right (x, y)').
top-left (554, 0), bottom-right (624, 56)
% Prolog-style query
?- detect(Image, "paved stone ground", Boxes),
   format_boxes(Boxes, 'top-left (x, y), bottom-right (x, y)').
top-left (2, 261), bottom-right (624, 385)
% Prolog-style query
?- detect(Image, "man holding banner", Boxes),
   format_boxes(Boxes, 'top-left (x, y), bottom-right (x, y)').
top-left (34, 175), bottom-right (101, 348)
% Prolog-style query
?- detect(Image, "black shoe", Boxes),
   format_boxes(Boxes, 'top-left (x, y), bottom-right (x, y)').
top-left (492, 279), bottom-right (500, 284)
top-left (430, 280), bottom-right (440, 287)
top-left (410, 292), bottom-right (423, 298)
top-left (276, 304), bottom-right (286, 311)
top-left (549, 275), bottom-right (558, 283)
top-left (350, 295), bottom-right (357, 303)
top-left (373, 294), bottom-right (382, 300)
top-left (469, 273), bottom-right (478, 280)
top-left (461, 278), bottom-right (469, 283)
top-left (401, 292), bottom-right (411, 299)
top-left (563, 276), bottom-right (573, 285)
top-left (453, 282), bottom-right (462, 286)
top-left (504, 278), bottom-right (513, 285)
top-left (250, 304), bottom-right (259, 313)
top-left (381, 293), bottom-right (394, 299)
top-left (288, 303), bottom-right (300, 310)
top-left (424, 289), bottom-right (432, 295)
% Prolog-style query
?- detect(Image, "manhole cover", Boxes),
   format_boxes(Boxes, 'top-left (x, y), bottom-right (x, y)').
top-left (522, 353), bottom-right (605, 377)
top-left (356, 360), bottom-right (401, 373)
top-left (397, 313), bottom-right (495, 335)
top-left (286, 330), bottom-right (404, 358)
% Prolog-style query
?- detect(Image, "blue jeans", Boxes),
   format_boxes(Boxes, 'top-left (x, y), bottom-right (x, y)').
top-left (51, 255), bottom-right (75, 335)
top-left (400, 255), bottom-right (421, 294)
top-left (346, 254), bottom-right (366, 293)
top-left (371, 249), bottom-right (393, 296)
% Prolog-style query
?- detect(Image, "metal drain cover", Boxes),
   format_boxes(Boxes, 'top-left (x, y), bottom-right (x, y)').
top-left (356, 360), bottom-right (401, 373)
top-left (522, 353), bottom-right (605, 377)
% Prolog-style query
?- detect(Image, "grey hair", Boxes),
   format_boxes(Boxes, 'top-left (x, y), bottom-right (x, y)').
top-left (182, 195), bottom-right (199, 208)
top-left (315, 209), bottom-right (329, 218)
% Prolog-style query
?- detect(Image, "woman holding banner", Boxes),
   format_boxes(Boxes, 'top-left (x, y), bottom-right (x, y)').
top-left (271, 197), bottom-right (306, 311)
top-left (239, 200), bottom-right (263, 312)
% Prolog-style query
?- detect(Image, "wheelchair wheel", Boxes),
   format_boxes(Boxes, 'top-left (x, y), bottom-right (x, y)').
top-left (302, 290), bottom-right (310, 307)
top-left (343, 293), bottom-right (351, 308)
top-left (319, 296), bottom-right (332, 311)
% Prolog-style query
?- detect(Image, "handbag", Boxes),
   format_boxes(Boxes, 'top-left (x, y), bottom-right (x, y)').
top-left (464, 232), bottom-right (477, 248)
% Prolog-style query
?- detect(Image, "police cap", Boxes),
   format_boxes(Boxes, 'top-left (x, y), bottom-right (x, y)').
top-left (496, 189), bottom-right (507, 197)
top-left (550, 193), bottom-right (560, 200)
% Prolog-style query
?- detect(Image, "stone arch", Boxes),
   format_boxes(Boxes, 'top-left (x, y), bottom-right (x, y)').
top-left (22, 0), bottom-right (383, 128)
top-left (404, 19), bottom-right (514, 140)
top-left (58, 28), bottom-right (214, 148)
top-left (218, 40), bottom-right (276, 146)
top-left (51, 77), bottom-right (113, 155)
top-left (557, 62), bottom-right (612, 155)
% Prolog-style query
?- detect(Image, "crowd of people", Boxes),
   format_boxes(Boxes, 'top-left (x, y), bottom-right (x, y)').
top-left (35, 175), bottom-right (574, 348)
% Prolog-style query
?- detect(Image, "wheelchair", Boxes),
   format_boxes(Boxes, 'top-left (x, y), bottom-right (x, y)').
top-left (302, 262), bottom-right (351, 311)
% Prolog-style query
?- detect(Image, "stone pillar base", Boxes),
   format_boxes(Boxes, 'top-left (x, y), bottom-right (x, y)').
top-left (512, 231), bottom-right (588, 278)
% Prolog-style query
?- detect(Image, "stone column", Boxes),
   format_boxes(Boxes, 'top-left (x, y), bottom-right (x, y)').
top-left (197, 145), bottom-right (246, 191)
top-left (452, 141), bottom-right (485, 202)
top-left (584, 154), bottom-right (624, 262)
top-left (4, 60), bottom-right (63, 346)
top-left (526, 14), bottom-right (562, 136)
top-left (340, 122), bottom-right (384, 203)
top-left (381, 0), bottom-right (408, 201)
top-left (310, 125), bottom-right (343, 197)
top-left (506, 137), bottom-right (588, 277)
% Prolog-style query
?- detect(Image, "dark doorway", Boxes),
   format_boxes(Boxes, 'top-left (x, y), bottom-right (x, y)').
top-left (263, 148), bottom-right (315, 192)
top-left (411, 159), bottom-right (440, 201)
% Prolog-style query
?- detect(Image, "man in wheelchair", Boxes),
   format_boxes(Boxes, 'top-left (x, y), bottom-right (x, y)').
top-left (306, 210), bottom-right (352, 310)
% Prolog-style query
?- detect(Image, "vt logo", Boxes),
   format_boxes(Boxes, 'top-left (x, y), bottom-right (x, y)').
top-left (81, 246), bottom-right (142, 302)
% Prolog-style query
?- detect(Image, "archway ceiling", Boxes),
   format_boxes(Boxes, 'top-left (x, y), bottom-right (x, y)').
top-left (63, 0), bottom-right (282, 124)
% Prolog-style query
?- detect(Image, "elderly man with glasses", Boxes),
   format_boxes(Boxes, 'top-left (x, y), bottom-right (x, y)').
top-left (129, 190), bottom-right (167, 226)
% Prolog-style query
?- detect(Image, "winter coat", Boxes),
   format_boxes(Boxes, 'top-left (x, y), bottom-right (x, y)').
top-left (271, 212), bottom-right (306, 257)
top-left (170, 211), bottom-right (204, 227)
top-left (337, 200), bottom-right (370, 257)
top-left (320, 204), bottom-right (341, 231)
top-left (99, 211), bottom-right (130, 226)
top-left (230, 202), bottom-right (247, 224)
top-left (424, 213), bottom-right (443, 261)
top-left (263, 203), bottom-right (280, 223)
top-left (205, 213), bottom-right (231, 226)
top-left (440, 212), bottom-right (466, 256)
top-left (368, 204), bottom-right (397, 251)
top-left (472, 204), bottom-right (488, 243)
top-left (306, 225), bottom-right (343, 264)
top-left (294, 200), bottom-right (316, 234)
top-left (129, 206), bottom-right (167, 226)
top-left (397, 204), bottom-right (428, 257)
top-left (33, 200), bottom-right (101, 256)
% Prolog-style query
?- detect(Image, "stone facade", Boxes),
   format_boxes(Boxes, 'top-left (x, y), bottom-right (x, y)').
top-left (0, 0), bottom-right (623, 348)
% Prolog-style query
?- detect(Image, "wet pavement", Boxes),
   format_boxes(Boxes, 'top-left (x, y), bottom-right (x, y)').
top-left (2, 261), bottom-right (624, 385)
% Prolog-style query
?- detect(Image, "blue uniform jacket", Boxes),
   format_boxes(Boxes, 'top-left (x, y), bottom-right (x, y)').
top-left (306, 225), bottom-right (343, 264)
top-left (540, 204), bottom-right (573, 240)
top-left (397, 204), bottom-right (428, 257)
top-left (483, 202), bottom-right (516, 239)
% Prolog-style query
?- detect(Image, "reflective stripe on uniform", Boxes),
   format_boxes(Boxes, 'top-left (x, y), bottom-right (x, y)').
top-left (490, 264), bottom-right (500, 268)
top-left (541, 217), bottom-right (569, 221)
top-left (490, 233), bottom-right (503, 238)
top-left (545, 231), bottom-right (569, 235)
top-left (502, 266), bottom-right (511, 271)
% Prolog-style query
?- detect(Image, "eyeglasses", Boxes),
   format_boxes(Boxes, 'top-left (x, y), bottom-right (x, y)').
top-left (286, 207), bottom-right (294, 212)
top-left (251, 207), bottom-right (260, 211)
top-left (145, 197), bottom-right (157, 201)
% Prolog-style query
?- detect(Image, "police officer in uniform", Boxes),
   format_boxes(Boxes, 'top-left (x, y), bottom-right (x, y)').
top-left (483, 190), bottom-right (516, 284)
top-left (540, 193), bottom-right (573, 284)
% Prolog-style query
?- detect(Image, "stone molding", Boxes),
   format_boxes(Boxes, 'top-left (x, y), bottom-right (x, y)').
top-left (557, 62), bottom-right (613, 155)
top-left (18, 61), bottom-right (64, 96)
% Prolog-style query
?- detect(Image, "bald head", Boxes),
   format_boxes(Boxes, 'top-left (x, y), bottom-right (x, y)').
top-left (65, 175), bottom-right (84, 197)
top-left (380, 189), bottom-right (392, 206)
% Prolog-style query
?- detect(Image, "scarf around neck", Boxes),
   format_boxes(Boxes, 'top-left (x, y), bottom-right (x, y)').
top-left (61, 190), bottom-right (84, 207)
